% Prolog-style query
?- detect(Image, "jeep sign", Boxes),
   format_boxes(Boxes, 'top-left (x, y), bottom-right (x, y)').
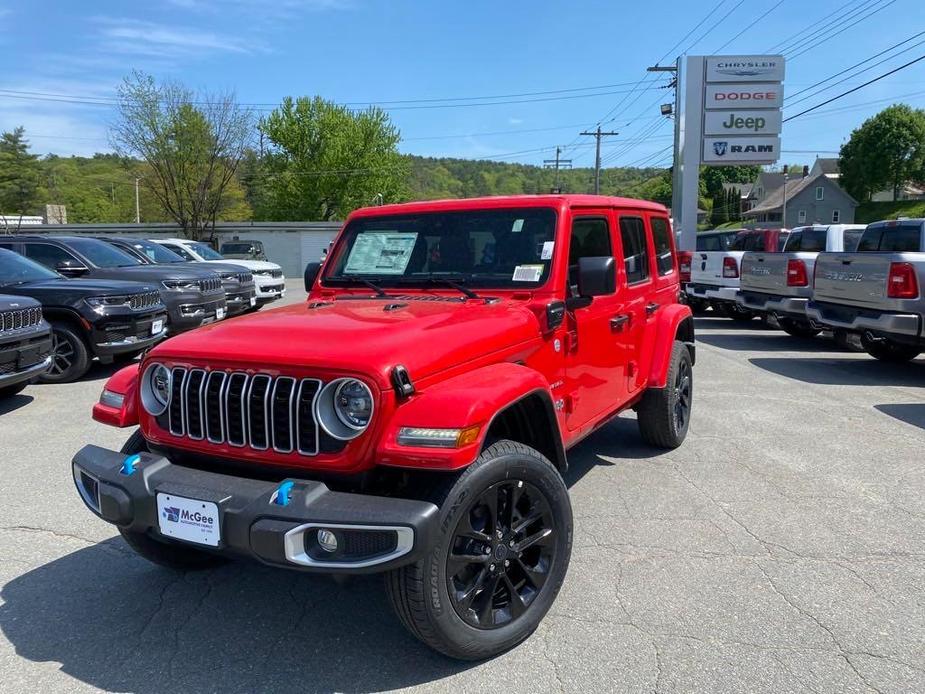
top-left (705, 55), bottom-right (785, 82)
top-left (702, 136), bottom-right (781, 163)
top-left (704, 83), bottom-right (784, 110)
top-left (704, 109), bottom-right (782, 136)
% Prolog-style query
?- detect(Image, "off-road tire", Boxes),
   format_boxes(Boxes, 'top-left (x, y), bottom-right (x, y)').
top-left (40, 323), bottom-right (90, 384)
top-left (117, 430), bottom-right (227, 571)
top-left (386, 440), bottom-right (573, 660)
top-left (778, 318), bottom-right (821, 339)
top-left (0, 382), bottom-right (29, 398)
top-left (637, 340), bottom-right (693, 449)
top-left (860, 335), bottom-right (921, 363)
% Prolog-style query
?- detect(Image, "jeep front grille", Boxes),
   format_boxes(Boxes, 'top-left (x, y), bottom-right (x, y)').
top-left (0, 307), bottom-right (42, 332)
top-left (166, 368), bottom-right (322, 455)
top-left (198, 277), bottom-right (222, 293)
top-left (129, 292), bottom-right (162, 311)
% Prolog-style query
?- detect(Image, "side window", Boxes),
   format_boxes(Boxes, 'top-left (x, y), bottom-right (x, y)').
top-left (650, 217), bottom-right (674, 276)
top-left (743, 233), bottom-right (765, 252)
top-left (832, 209), bottom-right (840, 223)
top-left (568, 217), bottom-right (613, 295)
top-left (163, 243), bottom-right (194, 261)
top-left (798, 210), bottom-right (807, 223)
top-left (815, 186), bottom-right (824, 201)
top-left (619, 217), bottom-right (650, 284)
top-left (24, 243), bottom-right (79, 269)
top-left (843, 228), bottom-right (863, 252)
top-left (785, 231), bottom-right (802, 251)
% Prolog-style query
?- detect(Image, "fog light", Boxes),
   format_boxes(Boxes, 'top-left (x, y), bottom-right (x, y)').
top-left (317, 529), bottom-right (338, 553)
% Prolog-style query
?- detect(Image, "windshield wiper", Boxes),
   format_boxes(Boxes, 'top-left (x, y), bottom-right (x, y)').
top-left (399, 274), bottom-right (480, 299)
top-left (324, 276), bottom-right (390, 297)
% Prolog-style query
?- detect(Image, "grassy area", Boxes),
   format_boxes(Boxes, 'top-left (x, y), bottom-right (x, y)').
top-left (855, 200), bottom-right (925, 223)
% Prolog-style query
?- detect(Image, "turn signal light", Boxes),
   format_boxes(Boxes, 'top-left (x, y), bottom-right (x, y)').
top-left (887, 262), bottom-right (919, 299)
top-left (786, 259), bottom-right (809, 287)
top-left (678, 251), bottom-right (692, 282)
top-left (722, 257), bottom-right (739, 278)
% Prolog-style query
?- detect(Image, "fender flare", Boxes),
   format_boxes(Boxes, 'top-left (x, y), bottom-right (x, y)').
top-left (92, 363), bottom-right (141, 428)
top-left (647, 304), bottom-right (695, 389)
top-left (376, 362), bottom-right (566, 471)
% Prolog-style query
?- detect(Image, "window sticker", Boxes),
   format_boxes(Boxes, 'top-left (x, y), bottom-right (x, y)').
top-left (512, 219), bottom-right (525, 233)
top-left (541, 241), bottom-right (555, 260)
top-left (512, 264), bottom-right (544, 282)
top-left (344, 232), bottom-right (419, 275)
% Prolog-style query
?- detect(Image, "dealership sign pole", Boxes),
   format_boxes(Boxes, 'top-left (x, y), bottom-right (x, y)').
top-left (676, 55), bottom-right (784, 251)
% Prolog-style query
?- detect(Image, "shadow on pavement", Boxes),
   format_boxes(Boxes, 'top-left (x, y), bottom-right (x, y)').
top-left (874, 403), bottom-right (925, 432)
top-left (0, 539), bottom-right (472, 693)
top-left (697, 331), bottom-right (831, 353)
top-left (750, 356), bottom-right (925, 386)
top-left (0, 393), bottom-right (34, 416)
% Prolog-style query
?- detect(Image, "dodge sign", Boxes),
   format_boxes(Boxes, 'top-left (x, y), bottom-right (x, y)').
top-left (704, 83), bottom-right (784, 110)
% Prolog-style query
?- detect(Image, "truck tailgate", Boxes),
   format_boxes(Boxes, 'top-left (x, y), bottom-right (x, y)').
top-left (813, 253), bottom-right (899, 309)
top-left (740, 252), bottom-right (789, 293)
top-left (690, 251), bottom-right (744, 288)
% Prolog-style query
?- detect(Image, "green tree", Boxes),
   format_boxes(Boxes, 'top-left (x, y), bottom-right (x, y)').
top-left (0, 127), bottom-right (42, 220)
top-left (256, 96), bottom-right (408, 221)
top-left (110, 71), bottom-right (254, 238)
top-left (840, 105), bottom-right (925, 201)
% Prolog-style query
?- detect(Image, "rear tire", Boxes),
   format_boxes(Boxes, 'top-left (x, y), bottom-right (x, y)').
top-left (40, 323), bottom-right (90, 384)
top-left (860, 335), bottom-right (921, 363)
top-left (386, 440), bottom-right (572, 660)
top-left (637, 341), bottom-right (693, 449)
top-left (117, 430), bottom-right (228, 571)
top-left (778, 318), bottom-right (821, 339)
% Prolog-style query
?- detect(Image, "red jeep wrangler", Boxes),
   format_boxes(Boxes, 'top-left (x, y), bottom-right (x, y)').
top-left (73, 195), bottom-right (695, 660)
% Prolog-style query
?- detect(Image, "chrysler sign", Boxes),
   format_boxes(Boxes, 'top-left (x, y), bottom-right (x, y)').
top-left (705, 55), bottom-right (785, 82)
top-left (704, 109), bottom-right (782, 135)
top-left (704, 83), bottom-right (784, 110)
top-left (702, 136), bottom-right (780, 163)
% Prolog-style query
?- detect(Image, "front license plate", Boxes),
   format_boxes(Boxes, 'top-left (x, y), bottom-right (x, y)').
top-left (216, 307), bottom-right (226, 321)
top-left (249, 297), bottom-right (257, 307)
top-left (156, 493), bottom-right (220, 546)
top-left (151, 319), bottom-right (164, 335)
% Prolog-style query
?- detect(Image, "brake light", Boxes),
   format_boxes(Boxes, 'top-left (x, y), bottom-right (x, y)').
top-left (678, 251), bottom-right (692, 282)
top-left (722, 256), bottom-right (739, 278)
top-left (887, 262), bottom-right (919, 299)
top-left (786, 259), bottom-right (808, 287)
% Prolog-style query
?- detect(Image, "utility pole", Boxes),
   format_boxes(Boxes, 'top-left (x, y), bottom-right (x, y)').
top-left (781, 165), bottom-right (789, 228)
top-left (648, 60), bottom-right (681, 226)
top-left (134, 178), bottom-right (141, 224)
top-left (579, 126), bottom-right (618, 194)
top-left (543, 147), bottom-right (572, 193)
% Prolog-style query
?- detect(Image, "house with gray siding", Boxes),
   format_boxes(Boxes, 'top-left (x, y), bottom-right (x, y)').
top-left (742, 172), bottom-right (857, 226)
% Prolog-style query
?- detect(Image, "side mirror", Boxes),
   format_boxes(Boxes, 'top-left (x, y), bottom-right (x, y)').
top-left (545, 300), bottom-right (566, 331)
top-left (56, 260), bottom-right (89, 277)
top-left (576, 256), bottom-right (616, 297)
top-left (304, 262), bottom-right (322, 293)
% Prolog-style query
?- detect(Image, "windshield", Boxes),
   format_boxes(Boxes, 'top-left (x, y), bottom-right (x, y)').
top-left (785, 228), bottom-right (827, 252)
top-left (857, 223), bottom-right (922, 252)
top-left (68, 238), bottom-right (143, 268)
top-left (189, 242), bottom-right (225, 261)
top-left (222, 243), bottom-right (255, 254)
top-left (0, 248), bottom-right (61, 285)
top-left (124, 239), bottom-right (185, 263)
top-left (325, 208), bottom-right (558, 289)
top-left (696, 232), bottom-right (736, 251)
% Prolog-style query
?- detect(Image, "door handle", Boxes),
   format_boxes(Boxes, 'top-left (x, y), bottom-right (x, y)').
top-left (646, 302), bottom-right (660, 315)
top-left (610, 314), bottom-right (631, 331)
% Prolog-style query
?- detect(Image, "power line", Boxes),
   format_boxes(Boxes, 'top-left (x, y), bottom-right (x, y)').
top-left (580, 127), bottom-right (620, 193)
top-left (784, 53), bottom-right (925, 122)
top-left (784, 0), bottom-right (899, 60)
top-left (768, 0), bottom-right (873, 54)
top-left (713, 0), bottom-right (788, 53)
top-left (683, 0), bottom-right (747, 54)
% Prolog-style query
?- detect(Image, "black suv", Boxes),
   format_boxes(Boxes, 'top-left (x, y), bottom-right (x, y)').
top-left (0, 294), bottom-right (53, 397)
top-left (0, 249), bottom-right (167, 383)
top-left (0, 236), bottom-right (226, 333)
top-left (95, 237), bottom-right (256, 317)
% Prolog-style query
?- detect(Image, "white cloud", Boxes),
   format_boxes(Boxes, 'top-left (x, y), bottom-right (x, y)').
top-left (508, 117), bottom-right (524, 125)
top-left (0, 108), bottom-right (110, 157)
top-left (162, 0), bottom-right (352, 14)
top-left (93, 17), bottom-right (265, 58)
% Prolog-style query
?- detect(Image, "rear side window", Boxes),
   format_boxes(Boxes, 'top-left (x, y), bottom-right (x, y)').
top-left (650, 217), bottom-right (674, 275)
top-left (696, 233), bottom-right (735, 251)
top-left (857, 224), bottom-right (922, 252)
top-left (786, 228), bottom-right (826, 252)
top-left (24, 243), bottom-right (78, 269)
top-left (776, 233), bottom-right (789, 251)
top-left (729, 232), bottom-right (765, 251)
top-left (842, 228), bottom-right (863, 252)
top-left (162, 243), bottom-right (196, 261)
top-left (619, 217), bottom-right (650, 284)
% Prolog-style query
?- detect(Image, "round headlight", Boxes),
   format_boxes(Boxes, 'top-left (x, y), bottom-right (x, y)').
top-left (334, 379), bottom-right (373, 430)
top-left (315, 378), bottom-right (374, 441)
top-left (140, 363), bottom-right (171, 416)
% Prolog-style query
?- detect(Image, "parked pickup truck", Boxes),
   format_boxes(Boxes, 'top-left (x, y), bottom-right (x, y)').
top-left (73, 194), bottom-right (695, 660)
top-left (808, 218), bottom-right (925, 362)
top-left (737, 224), bottom-right (865, 337)
top-left (680, 229), bottom-right (740, 313)
top-left (0, 294), bottom-right (52, 398)
top-left (687, 228), bottom-right (789, 321)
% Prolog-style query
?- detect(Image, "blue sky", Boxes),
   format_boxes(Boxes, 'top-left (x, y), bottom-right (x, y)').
top-left (1, 0), bottom-right (923, 170)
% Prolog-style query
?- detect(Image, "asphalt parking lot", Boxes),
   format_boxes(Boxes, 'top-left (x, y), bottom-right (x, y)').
top-left (1, 280), bottom-right (923, 693)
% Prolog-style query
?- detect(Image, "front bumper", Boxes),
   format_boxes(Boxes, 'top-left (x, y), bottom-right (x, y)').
top-left (163, 290), bottom-right (227, 333)
top-left (738, 292), bottom-right (810, 318)
top-left (0, 330), bottom-right (53, 388)
top-left (686, 283), bottom-right (740, 303)
top-left (72, 445), bottom-right (439, 574)
top-left (254, 276), bottom-right (286, 302)
top-left (225, 289), bottom-right (257, 315)
top-left (806, 301), bottom-right (923, 342)
top-left (91, 311), bottom-right (169, 358)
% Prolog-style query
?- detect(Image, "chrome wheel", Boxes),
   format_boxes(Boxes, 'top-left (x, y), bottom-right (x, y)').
top-left (673, 357), bottom-right (692, 432)
top-left (447, 479), bottom-right (556, 629)
top-left (50, 331), bottom-right (76, 377)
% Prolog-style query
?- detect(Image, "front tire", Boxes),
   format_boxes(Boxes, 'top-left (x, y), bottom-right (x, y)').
top-left (40, 323), bottom-right (90, 383)
top-left (860, 335), bottom-right (921, 363)
top-left (117, 430), bottom-right (228, 571)
top-left (637, 340), bottom-right (693, 449)
top-left (386, 440), bottom-right (572, 660)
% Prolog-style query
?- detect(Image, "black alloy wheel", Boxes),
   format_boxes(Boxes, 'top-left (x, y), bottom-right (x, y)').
top-left (673, 356), bottom-right (692, 433)
top-left (40, 324), bottom-right (90, 384)
top-left (49, 331), bottom-right (75, 377)
top-left (447, 479), bottom-right (556, 629)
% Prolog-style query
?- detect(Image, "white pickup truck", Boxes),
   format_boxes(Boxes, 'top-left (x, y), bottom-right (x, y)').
top-left (687, 228), bottom-right (789, 321)
top-left (737, 224), bottom-right (865, 337)
top-left (807, 219), bottom-right (925, 362)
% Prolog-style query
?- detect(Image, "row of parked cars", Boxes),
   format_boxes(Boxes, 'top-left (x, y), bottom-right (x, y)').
top-left (680, 219), bottom-right (925, 362)
top-left (0, 235), bottom-right (286, 395)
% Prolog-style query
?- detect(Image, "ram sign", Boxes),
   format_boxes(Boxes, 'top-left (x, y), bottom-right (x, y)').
top-left (702, 136), bottom-right (781, 164)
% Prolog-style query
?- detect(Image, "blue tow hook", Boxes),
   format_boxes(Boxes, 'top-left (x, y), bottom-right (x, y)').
top-left (121, 454), bottom-right (141, 476)
top-left (274, 481), bottom-right (295, 506)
